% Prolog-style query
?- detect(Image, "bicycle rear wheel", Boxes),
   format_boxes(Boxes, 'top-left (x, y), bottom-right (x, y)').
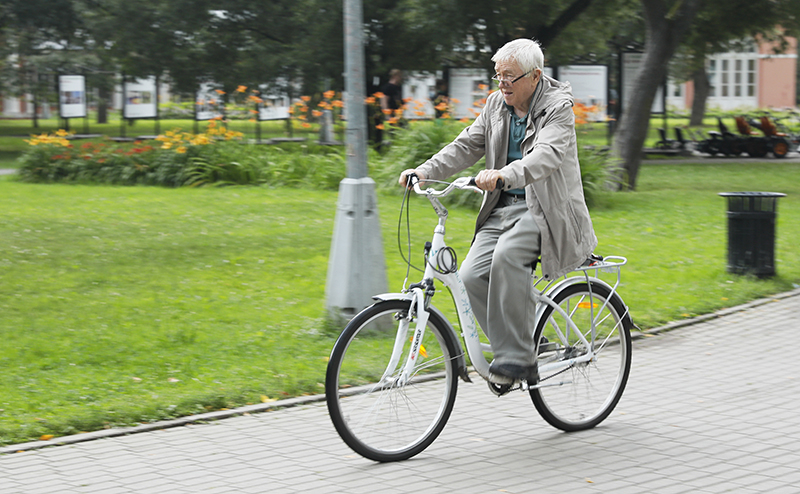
top-left (530, 282), bottom-right (632, 431)
top-left (325, 300), bottom-right (458, 462)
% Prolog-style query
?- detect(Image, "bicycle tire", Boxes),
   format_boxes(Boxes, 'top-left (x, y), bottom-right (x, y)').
top-left (530, 282), bottom-right (632, 432)
top-left (325, 299), bottom-right (458, 462)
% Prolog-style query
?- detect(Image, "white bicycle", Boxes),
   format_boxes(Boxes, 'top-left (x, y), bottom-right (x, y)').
top-left (325, 175), bottom-right (634, 462)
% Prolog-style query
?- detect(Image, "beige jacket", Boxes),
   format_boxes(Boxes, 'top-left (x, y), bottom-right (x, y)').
top-left (417, 74), bottom-right (597, 280)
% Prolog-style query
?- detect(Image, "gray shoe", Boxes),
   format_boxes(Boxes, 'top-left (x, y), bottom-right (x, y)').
top-left (488, 361), bottom-right (538, 383)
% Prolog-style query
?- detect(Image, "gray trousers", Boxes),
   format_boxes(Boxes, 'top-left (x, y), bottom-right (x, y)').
top-left (460, 195), bottom-right (541, 366)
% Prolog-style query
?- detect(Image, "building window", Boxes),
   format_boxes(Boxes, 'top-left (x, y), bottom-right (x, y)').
top-left (747, 59), bottom-right (756, 97)
top-left (734, 60), bottom-right (742, 97)
top-left (721, 60), bottom-right (729, 97)
top-left (708, 59), bottom-right (716, 97)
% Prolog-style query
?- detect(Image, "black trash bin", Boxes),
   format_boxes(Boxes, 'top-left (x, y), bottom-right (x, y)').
top-left (718, 192), bottom-right (786, 277)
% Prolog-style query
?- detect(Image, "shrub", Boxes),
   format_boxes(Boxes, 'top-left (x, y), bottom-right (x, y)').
top-left (371, 120), bottom-right (614, 209)
top-left (16, 125), bottom-right (347, 189)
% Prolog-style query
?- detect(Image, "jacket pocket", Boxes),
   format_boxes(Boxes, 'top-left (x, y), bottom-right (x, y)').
top-left (567, 201), bottom-right (582, 244)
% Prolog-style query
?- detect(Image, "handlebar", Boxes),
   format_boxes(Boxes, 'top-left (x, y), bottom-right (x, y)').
top-left (407, 174), bottom-right (504, 198)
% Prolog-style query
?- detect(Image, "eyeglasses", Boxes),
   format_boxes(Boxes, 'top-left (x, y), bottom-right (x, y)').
top-left (491, 70), bottom-right (532, 86)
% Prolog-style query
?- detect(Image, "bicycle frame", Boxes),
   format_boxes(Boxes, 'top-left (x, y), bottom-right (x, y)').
top-left (381, 177), bottom-right (629, 387)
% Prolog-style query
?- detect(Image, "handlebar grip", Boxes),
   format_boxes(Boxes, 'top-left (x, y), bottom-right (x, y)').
top-left (468, 176), bottom-right (505, 190)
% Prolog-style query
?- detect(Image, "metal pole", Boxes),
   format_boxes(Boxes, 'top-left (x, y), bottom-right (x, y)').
top-left (324, 0), bottom-right (387, 321)
top-left (343, 0), bottom-right (368, 178)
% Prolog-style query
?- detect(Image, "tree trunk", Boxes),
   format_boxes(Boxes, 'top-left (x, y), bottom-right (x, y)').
top-left (97, 84), bottom-right (109, 124)
top-left (612, 0), bottom-right (702, 190)
top-left (689, 65), bottom-right (709, 126)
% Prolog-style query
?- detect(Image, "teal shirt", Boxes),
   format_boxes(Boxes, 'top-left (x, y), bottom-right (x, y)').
top-left (506, 105), bottom-right (528, 195)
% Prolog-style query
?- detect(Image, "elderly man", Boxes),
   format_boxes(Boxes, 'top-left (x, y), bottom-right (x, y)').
top-left (399, 38), bottom-right (597, 382)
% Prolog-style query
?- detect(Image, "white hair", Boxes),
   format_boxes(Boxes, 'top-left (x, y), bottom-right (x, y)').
top-left (491, 39), bottom-right (544, 78)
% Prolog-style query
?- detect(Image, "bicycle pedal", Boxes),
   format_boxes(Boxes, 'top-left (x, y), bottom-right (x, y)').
top-left (488, 380), bottom-right (517, 397)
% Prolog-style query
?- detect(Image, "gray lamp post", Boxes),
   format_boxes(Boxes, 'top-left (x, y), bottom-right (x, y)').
top-left (325, 0), bottom-right (387, 321)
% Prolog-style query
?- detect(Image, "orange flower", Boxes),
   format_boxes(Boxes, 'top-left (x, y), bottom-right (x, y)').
top-left (372, 92), bottom-right (385, 99)
top-left (300, 95), bottom-right (311, 102)
top-left (381, 108), bottom-right (393, 116)
top-left (301, 122), bottom-right (311, 128)
top-left (323, 90), bottom-right (335, 100)
top-left (332, 100), bottom-right (344, 108)
top-left (364, 96), bottom-right (376, 104)
top-left (376, 124), bottom-right (385, 130)
top-left (214, 89), bottom-right (225, 95)
top-left (312, 110), bottom-right (323, 117)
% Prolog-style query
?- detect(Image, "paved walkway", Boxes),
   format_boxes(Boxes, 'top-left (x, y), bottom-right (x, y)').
top-left (2, 290), bottom-right (800, 493)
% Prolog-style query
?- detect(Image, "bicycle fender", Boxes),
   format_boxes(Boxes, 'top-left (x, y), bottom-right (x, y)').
top-left (539, 276), bottom-right (634, 330)
top-left (372, 292), bottom-right (413, 302)
top-left (372, 293), bottom-right (472, 383)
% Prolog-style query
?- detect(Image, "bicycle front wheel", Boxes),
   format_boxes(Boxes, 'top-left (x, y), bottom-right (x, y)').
top-left (325, 300), bottom-right (458, 462)
top-left (531, 282), bottom-right (632, 432)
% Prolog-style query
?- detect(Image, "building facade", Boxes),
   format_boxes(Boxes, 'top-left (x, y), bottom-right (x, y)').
top-left (668, 35), bottom-right (797, 111)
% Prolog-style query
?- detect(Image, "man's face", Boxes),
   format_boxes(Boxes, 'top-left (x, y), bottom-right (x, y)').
top-left (494, 61), bottom-right (539, 111)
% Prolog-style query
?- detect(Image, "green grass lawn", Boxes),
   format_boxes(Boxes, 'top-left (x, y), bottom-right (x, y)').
top-left (1, 152), bottom-right (799, 446)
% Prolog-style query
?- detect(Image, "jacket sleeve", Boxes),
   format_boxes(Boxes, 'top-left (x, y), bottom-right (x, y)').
top-left (416, 107), bottom-right (488, 181)
top-left (500, 101), bottom-right (575, 189)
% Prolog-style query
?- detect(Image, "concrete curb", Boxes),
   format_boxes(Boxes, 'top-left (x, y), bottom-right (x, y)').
top-left (0, 394), bottom-right (327, 455)
top-left (3, 287), bottom-right (800, 455)
top-left (637, 286), bottom-right (800, 337)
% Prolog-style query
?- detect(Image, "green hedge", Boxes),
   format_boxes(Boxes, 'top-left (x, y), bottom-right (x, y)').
top-left (16, 122), bottom-right (614, 207)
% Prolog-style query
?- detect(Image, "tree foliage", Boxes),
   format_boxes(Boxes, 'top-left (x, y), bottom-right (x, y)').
top-left (2, 0), bottom-right (617, 100)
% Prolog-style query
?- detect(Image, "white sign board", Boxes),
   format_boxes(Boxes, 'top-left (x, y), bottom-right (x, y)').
top-left (558, 65), bottom-right (608, 121)
top-left (258, 95), bottom-right (290, 121)
top-left (59, 75), bottom-right (87, 118)
top-left (621, 52), bottom-right (663, 113)
top-left (402, 72), bottom-right (436, 119)
top-left (123, 77), bottom-right (158, 119)
top-left (448, 68), bottom-right (490, 119)
top-left (196, 84), bottom-right (224, 121)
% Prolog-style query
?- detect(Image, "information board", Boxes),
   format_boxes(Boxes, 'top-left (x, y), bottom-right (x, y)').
top-left (58, 75), bottom-right (87, 119)
top-left (123, 77), bottom-right (158, 119)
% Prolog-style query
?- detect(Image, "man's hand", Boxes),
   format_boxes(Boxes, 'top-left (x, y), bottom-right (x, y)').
top-left (475, 169), bottom-right (505, 191)
top-left (399, 169), bottom-right (425, 188)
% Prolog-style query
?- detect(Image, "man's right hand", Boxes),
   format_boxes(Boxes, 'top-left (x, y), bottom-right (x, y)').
top-left (399, 169), bottom-right (425, 188)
